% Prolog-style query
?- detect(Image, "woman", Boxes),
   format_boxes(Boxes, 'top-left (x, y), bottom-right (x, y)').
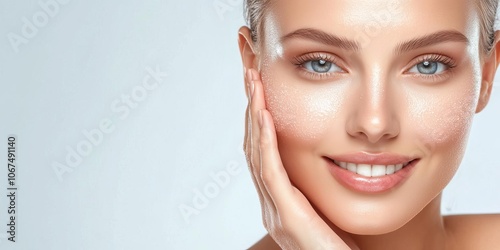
top-left (238, 0), bottom-right (500, 249)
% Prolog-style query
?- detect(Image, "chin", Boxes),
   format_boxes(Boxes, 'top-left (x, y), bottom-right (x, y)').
top-left (309, 172), bottom-right (448, 237)
top-left (327, 209), bottom-right (412, 235)
top-left (303, 182), bottom-right (421, 236)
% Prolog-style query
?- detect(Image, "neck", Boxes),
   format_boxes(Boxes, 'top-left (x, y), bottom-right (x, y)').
top-left (335, 194), bottom-right (448, 250)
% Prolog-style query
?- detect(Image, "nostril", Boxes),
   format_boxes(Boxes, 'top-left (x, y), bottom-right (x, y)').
top-left (345, 109), bottom-right (400, 144)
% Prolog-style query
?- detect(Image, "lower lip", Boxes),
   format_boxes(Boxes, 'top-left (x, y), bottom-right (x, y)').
top-left (326, 158), bottom-right (418, 193)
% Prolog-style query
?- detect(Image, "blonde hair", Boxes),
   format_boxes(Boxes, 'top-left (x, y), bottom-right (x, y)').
top-left (244, 0), bottom-right (271, 43)
top-left (244, 0), bottom-right (498, 55)
top-left (476, 0), bottom-right (499, 54)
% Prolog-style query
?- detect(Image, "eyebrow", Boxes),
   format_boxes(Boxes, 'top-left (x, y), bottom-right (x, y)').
top-left (281, 28), bottom-right (470, 54)
top-left (281, 28), bottom-right (360, 51)
top-left (395, 30), bottom-right (470, 54)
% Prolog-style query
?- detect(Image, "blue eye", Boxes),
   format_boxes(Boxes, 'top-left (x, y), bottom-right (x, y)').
top-left (409, 60), bottom-right (447, 75)
top-left (292, 53), bottom-right (345, 78)
top-left (303, 59), bottom-right (342, 74)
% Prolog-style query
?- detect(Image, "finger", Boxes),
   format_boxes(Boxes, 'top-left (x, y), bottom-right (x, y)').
top-left (243, 69), bottom-right (259, 193)
top-left (243, 68), bottom-right (251, 156)
top-left (258, 109), bottom-right (297, 213)
top-left (245, 104), bottom-right (266, 205)
top-left (244, 104), bottom-right (251, 162)
top-left (247, 69), bottom-right (271, 185)
top-left (245, 68), bottom-right (257, 168)
top-left (243, 69), bottom-right (272, 212)
top-left (248, 68), bottom-right (266, 174)
top-left (246, 69), bottom-right (277, 213)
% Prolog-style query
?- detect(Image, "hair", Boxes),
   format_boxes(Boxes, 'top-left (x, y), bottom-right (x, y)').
top-left (244, 0), bottom-right (499, 55)
top-left (476, 0), bottom-right (499, 54)
top-left (244, 0), bottom-right (271, 44)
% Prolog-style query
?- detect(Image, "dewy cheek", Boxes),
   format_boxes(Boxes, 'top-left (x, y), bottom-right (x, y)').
top-left (261, 76), bottom-right (346, 142)
top-left (405, 86), bottom-right (477, 151)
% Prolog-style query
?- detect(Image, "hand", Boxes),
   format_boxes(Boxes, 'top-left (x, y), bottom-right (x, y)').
top-left (243, 68), bottom-right (354, 250)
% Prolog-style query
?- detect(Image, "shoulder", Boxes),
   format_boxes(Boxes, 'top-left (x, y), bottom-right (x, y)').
top-left (249, 234), bottom-right (280, 250)
top-left (444, 214), bottom-right (500, 250)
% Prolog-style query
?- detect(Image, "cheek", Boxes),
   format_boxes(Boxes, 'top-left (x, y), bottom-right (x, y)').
top-left (405, 85), bottom-right (478, 154)
top-left (406, 60), bottom-right (481, 152)
top-left (261, 71), bottom-right (347, 143)
top-left (403, 80), bottom-right (480, 198)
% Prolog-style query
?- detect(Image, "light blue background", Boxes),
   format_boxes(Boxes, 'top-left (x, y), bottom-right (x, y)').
top-left (0, 1), bottom-right (499, 249)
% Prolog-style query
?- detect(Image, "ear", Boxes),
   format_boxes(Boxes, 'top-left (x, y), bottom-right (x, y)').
top-left (238, 26), bottom-right (258, 98)
top-left (476, 31), bottom-right (500, 113)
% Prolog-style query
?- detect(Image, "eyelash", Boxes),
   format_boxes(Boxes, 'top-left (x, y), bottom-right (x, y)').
top-left (291, 52), bottom-right (458, 82)
top-left (292, 52), bottom-right (346, 80)
top-left (405, 54), bottom-right (457, 82)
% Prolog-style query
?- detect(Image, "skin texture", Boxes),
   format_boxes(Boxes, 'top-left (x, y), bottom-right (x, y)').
top-left (239, 0), bottom-right (500, 249)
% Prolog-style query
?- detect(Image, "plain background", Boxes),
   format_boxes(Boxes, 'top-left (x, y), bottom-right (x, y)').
top-left (0, 1), bottom-right (499, 249)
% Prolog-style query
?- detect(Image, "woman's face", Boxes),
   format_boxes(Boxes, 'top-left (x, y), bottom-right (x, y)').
top-left (257, 0), bottom-right (487, 234)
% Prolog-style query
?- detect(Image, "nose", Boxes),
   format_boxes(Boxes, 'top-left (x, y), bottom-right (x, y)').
top-left (346, 71), bottom-right (400, 144)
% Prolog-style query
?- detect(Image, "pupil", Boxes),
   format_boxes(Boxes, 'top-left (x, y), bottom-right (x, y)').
top-left (311, 59), bottom-right (332, 73)
top-left (417, 60), bottom-right (438, 74)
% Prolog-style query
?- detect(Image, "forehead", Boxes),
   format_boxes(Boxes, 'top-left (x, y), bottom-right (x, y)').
top-left (264, 0), bottom-right (479, 46)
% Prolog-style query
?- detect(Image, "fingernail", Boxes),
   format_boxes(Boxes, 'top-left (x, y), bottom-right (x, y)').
top-left (258, 110), bottom-right (264, 129)
top-left (246, 68), bottom-right (253, 81)
top-left (249, 69), bottom-right (256, 97)
top-left (250, 79), bottom-right (255, 98)
top-left (246, 69), bottom-right (255, 99)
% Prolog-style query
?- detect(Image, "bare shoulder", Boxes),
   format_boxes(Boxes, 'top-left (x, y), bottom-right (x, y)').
top-left (444, 214), bottom-right (500, 249)
top-left (248, 216), bottom-right (500, 250)
top-left (249, 234), bottom-right (280, 250)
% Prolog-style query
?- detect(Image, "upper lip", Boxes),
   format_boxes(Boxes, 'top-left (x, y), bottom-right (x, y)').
top-left (325, 152), bottom-right (417, 165)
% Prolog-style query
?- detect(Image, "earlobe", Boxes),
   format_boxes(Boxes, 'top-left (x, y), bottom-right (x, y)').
top-left (476, 32), bottom-right (500, 113)
top-left (476, 80), bottom-right (493, 113)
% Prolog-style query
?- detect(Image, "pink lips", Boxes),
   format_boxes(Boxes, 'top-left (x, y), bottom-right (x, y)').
top-left (325, 152), bottom-right (419, 193)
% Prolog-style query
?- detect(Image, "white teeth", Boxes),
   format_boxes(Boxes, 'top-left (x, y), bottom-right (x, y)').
top-left (347, 162), bottom-right (357, 172)
top-left (372, 165), bottom-right (386, 177)
top-left (339, 162), bottom-right (347, 169)
top-left (396, 164), bottom-right (403, 171)
top-left (386, 165), bottom-right (395, 175)
top-left (333, 160), bottom-right (411, 177)
top-left (356, 164), bottom-right (371, 177)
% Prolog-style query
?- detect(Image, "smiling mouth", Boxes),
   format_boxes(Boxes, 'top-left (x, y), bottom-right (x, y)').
top-left (331, 159), bottom-right (416, 178)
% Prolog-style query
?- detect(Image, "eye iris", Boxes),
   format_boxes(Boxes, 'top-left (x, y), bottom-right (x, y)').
top-left (417, 61), bottom-right (438, 74)
top-left (311, 59), bottom-right (332, 73)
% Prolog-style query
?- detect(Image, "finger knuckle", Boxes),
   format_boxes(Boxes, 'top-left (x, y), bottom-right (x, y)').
top-left (279, 217), bottom-right (292, 230)
top-left (259, 131), bottom-right (272, 148)
top-left (261, 167), bottom-right (275, 184)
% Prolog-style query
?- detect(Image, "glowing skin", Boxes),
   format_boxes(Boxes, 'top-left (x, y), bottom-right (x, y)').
top-left (256, 0), bottom-right (483, 237)
top-left (239, 0), bottom-right (500, 250)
